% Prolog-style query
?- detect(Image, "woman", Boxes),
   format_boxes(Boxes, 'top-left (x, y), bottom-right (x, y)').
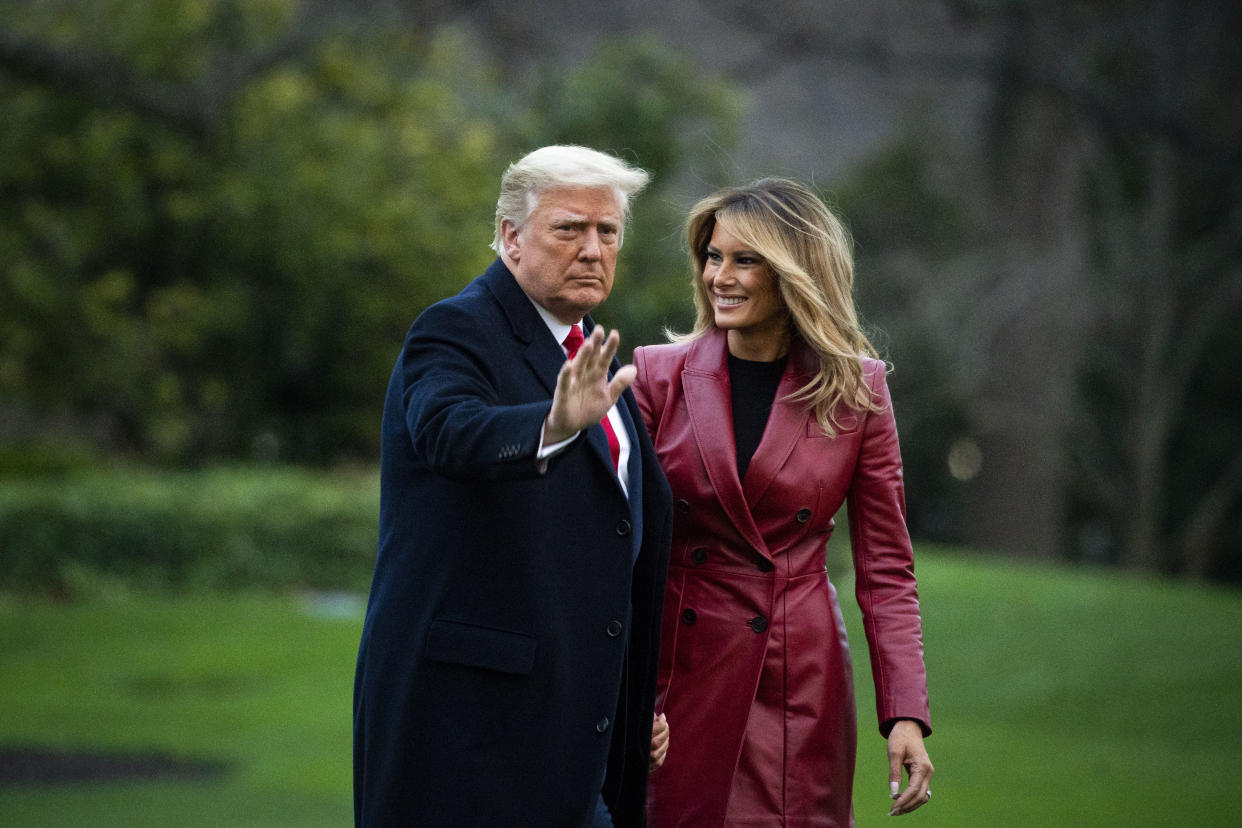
top-left (632, 178), bottom-right (933, 826)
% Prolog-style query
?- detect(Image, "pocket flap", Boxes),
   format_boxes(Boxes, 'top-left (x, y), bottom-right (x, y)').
top-left (425, 619), bottom-right (537, 675)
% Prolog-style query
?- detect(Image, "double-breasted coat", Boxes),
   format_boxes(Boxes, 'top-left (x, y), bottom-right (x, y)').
top-left (632, 330), bottom-right (930, 827)
top-left (353, 259), bottom-right (673, 826)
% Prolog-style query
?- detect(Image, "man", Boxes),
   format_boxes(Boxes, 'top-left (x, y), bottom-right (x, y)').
top-left (353, 146), bottom-right (673, 826)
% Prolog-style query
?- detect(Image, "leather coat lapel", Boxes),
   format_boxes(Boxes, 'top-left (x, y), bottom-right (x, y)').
top-left (683, 333), bottom-right (770, 557)
top-left (741, 342), bottom-right (815, 508)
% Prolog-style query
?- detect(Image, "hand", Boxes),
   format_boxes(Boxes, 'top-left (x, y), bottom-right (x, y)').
top-left (887, 720), bottom-right (934, 816)
top-left (544, 326), bottom-right (635, 444)
top-left (649, 713), bottom-right (669, 772)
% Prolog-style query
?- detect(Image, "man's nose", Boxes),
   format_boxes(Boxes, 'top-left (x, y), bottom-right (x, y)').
top-left (578, 229), bottom-right (602, 260)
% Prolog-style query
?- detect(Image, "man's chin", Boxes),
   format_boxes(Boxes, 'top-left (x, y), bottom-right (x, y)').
top-left (555, 288), bottom-right (609, 319)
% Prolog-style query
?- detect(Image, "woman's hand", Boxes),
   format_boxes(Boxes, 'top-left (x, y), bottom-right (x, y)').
top-left (649, 713), bottom-right (669, 772)
top-left (887, 719), bottom-right (934, 816)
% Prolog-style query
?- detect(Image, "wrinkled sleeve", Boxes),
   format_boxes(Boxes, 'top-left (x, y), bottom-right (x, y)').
top-left (847, 362), bottom-right (931, 737)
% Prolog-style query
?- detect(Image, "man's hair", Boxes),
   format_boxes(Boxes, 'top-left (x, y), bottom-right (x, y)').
top-left (491, 145), bottom-right (651, 252)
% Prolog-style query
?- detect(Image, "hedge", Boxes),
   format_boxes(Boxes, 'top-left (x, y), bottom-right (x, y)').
top-left (0, 465), bottom-right (379, 596)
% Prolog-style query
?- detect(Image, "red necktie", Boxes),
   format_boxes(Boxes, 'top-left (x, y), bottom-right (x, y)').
top-left (563, 325), bottom-right (621, 472)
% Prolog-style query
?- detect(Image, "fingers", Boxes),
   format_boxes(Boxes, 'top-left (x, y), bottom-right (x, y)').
top-left (576, 326), bottom-right (620, 374)
top-left (649, 713), bottom-right (669, 772)
top-left (889, 763), bottom-right (931, 815)
top-left (570, 328), bottom-right (630, 396)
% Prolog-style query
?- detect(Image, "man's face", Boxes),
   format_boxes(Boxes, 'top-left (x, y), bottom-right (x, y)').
top-left (501, 187), bottom-right (623, 324)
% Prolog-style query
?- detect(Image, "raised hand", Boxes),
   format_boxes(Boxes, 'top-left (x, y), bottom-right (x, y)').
top-left (544, 326), bottom-right (635, 444)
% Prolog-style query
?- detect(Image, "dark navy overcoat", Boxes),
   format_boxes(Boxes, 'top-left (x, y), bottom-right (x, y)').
top-left (353, 259), bottom-right (672, 826)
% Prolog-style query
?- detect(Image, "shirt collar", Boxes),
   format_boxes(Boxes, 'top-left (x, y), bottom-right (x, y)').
top-left (527, 295), bottom-right (581, 351)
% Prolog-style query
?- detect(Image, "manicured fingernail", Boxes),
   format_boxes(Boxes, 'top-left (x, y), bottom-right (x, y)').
top-left (890, 781), bottom-right (899, 798)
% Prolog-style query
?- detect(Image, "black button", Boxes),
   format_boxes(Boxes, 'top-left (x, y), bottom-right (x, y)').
top-left (756, 557), bottom-right (774, 572)
top-left (677, 499), bottom-right (691, 513)
top-left (615, 519), bottom-right (631, 536)
top-left (681, 608), bottom-right (697, 625)
top-left (691, 548), bottom-right (708, 564)
top-left (606, 620), bottom-right (623, 638)
top-left (795, 508), bottom-right (812, 524)
top-left (749, 616), bottom-right (768, 633)
top-left (595, 717), bottom-right (610, 733)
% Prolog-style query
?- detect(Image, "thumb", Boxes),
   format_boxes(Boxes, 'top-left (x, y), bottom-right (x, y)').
top-left (609, 364), bottom-right (637, 399)
top-left (889, 754), bottom-right (903, 799)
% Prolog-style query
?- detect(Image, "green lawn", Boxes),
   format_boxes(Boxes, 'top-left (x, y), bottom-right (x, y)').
top-left (841, 546), bottom-right (1241, 826)
top-left (1, 549), bottom-right (1238, 826)
top-left (0, 592), bottom-right (362, 826)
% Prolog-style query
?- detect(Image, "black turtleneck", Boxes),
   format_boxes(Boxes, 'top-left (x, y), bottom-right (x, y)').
top-left (727, 352), bottom-right (788, 481)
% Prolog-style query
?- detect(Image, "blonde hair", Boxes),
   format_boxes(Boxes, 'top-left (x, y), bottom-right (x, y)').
top-left (490, 145), bottom-right (650, 253)
top-left (678, 177), bottom-right (885, 436)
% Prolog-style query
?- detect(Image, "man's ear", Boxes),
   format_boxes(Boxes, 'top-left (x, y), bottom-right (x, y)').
top-left (501, 219), bottom-right (521, 261)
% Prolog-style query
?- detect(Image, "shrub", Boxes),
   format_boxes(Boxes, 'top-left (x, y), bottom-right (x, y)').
top-left (0, 465), bottom-right (379, 596)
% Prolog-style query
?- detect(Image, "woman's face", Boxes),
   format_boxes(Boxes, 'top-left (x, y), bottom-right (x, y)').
top-left (702, 223), bottom-right (787, 351)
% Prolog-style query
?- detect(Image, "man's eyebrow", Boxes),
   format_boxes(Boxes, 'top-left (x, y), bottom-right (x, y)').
top-left (548, 213), bottom-right (620, 226)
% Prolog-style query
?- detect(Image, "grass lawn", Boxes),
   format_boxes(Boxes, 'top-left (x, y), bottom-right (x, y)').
top-left (1, 548), bottom-right (1238, 826)
top-left (839, 545), bottom-right (1241, 826)
top-left (0, 591), bottom-right (362, 827)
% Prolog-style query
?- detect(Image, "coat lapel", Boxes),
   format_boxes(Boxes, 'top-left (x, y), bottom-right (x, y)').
top-left (682, 333), bottom-right (770, 557)
top-left (740, 341), bottom-right (816, 508)
top-left (482, 259), bottom-right (563, 395)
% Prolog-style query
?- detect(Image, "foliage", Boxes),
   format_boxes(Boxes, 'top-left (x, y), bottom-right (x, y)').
top-left (526, 35), bottom-right (741, 349)
top-left (0, 464), bottom-right (379, 596)
top-left (2, 550), bottom-right (1239, 825)
top-left (0, 1), bottom-right (739, 463)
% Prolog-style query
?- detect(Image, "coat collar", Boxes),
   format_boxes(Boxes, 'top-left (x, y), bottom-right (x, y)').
top-left (682, 329), bottom-right (816, 557)
top-left (482, 258), bottom-right (581, 396)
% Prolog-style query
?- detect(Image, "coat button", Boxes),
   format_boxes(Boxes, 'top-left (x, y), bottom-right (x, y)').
top-left (749, 616), bottom-right (768, 633)
top-left (595, 717), bottom-right (610, 733)
top-left (606, 620), bottom-right (623, 638)
top-left (691, 548), bottom-right (708, 564)
top-left (755, 557), bottom-right (774, 572)
top-left (677, 499), bottom-right (691, 513)
top-left (615, 519), bottom-right (631, 536)
top-left (795, 508), bottom-right (812, 523)
top-left (681, 608), bottom-right (697, 625)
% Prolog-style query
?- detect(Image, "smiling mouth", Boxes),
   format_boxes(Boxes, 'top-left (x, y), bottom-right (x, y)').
top-left (716, 295), bottom-right (746, 306)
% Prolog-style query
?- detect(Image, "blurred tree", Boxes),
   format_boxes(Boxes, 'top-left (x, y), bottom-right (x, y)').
top-left (528, 35), bottom-right (740, 349)
top-left (705, 0), bottom-right (1242, 578)
top-left (979, 0), bottom-right (1242, 578)
top-left (0, 0), bottom-right (738, 463)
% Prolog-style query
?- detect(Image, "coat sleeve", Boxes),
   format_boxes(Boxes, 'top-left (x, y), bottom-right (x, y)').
top-left (395, 300), bottom-right (552, 481)
top-left (846, 361), bottom-right (932, 737)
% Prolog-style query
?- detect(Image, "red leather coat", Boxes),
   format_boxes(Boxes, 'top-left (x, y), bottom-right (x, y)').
top-left (633, 331), bottom-right (930, 827)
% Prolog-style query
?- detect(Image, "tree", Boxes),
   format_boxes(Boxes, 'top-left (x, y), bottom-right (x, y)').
top-left (0, 0), bottom-right (740, 463)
